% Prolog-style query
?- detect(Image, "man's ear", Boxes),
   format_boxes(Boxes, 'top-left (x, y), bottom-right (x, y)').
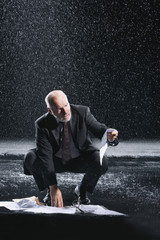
top-left (47, 107), bottom-right (52, 115)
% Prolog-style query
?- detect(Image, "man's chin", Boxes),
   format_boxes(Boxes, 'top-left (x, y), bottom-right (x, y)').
top-left (61, 115), bottom-right (71, 122)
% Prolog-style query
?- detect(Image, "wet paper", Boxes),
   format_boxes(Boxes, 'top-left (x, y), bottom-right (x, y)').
top-left (0, 197), bottom-right (125, 216)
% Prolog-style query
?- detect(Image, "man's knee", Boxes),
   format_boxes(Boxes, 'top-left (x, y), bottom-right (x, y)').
top-left (24, 148), bottom-right (37, 175)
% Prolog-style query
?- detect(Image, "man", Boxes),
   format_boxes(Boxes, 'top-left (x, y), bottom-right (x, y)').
top-left (24, 90), bottom-right (118, 207)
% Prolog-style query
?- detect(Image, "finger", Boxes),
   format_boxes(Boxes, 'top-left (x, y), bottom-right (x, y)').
top-left (107, 133), bottom-right (113, 139)
top-left (111, 132), bottom-right (118, 138)
top-left (60, 198), bottom-right (63, 208)
top-left (107, 132), bottom-right (113, 137)
top-left (57, 198), bottom-right (63, 208)
top-left (111, 130), bottom-right (118, 135)
top-left (51, 199), bottom-right (55, 207)
top-left (112, 133), bottom-right (118, 138)
top-left (108, 134), bottom-right (117, 142)
top-left (108, 131), bottom-right (118, 136)
top-left (55, 198), bottom-right (59, 207)
top-left (112, 136), bottom-right (117, 141)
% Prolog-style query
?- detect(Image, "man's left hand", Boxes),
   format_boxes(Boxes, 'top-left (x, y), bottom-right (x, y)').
top-left (107, 128), bottom-right (118, 142)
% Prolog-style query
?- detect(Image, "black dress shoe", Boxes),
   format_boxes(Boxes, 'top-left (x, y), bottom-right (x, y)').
top-left (43, 189), bottom-right (51, 206)
top-left (74, 185), bottom-right (91, 205)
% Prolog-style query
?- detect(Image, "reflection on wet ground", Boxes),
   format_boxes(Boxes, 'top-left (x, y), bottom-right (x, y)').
top-left (0, 158), bottom-right (160, 239)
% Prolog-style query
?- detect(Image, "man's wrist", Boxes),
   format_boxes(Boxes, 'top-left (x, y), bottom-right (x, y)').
top-left (49, 184), bottom-right (58, 190)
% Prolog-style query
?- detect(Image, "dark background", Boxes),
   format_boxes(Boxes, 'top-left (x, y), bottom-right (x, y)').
top-left (1, 0), bottom-right (159, 140)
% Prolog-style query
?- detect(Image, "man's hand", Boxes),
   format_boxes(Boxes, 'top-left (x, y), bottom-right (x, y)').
top-left (49, 184), bottom-right (63, 208)
top-left (107, 128), bottom-right (118, 142)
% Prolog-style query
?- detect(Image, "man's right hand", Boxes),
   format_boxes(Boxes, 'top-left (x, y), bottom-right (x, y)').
top-left (49, 184), bottom-right (63, 208)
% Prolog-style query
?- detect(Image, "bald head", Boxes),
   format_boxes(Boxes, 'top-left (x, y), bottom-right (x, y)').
top-left (45, 90), bottom-right (67, 108)
top-left (45, 90), bottom-right (71, 122)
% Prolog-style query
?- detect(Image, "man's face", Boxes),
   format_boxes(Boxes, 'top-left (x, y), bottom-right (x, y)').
top-left (49, 95), bottom-right (71, 122)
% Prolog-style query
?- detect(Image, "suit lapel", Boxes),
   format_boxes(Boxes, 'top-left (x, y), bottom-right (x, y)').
top-left (47, 114), bottom-right (60, 146)
top-left (51, 127), bottom-right (59, 146)
top-left (70, 106), bottom-right (78, 143)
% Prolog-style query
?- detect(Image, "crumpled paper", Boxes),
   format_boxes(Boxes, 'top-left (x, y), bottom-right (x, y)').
top-left (0, 196), bottom-right (125, 216)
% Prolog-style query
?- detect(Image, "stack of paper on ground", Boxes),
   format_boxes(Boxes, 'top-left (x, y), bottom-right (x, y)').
top-left (75, 204), bottom-right (125, 216)
top-left (0, 196), bottom-right (125, 216)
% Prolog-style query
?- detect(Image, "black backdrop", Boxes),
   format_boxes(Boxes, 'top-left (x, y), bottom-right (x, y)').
top-left (1, 0), bottom-right (159, 139)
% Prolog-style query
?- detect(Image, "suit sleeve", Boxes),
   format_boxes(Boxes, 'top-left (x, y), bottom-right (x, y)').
top-left (35, 122), bottom-right (57, 186)
top-left (85, 108), bottom-right (119, 146)
top-left (85, 107), bottom-right (108, 138)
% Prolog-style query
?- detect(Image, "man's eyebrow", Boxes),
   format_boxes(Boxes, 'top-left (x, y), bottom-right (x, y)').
top-left (52, 103), bottom-right (61, 109)
top-left (53, 102), bottom-right (68, 109)
top-left (56, 106), bottom-right (62, 109)
top-left (57, 103), bottom-right (68, 108)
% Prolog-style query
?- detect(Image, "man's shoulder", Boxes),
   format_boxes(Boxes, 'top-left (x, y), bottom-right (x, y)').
top-left (35, 113), bottom-right (48, 124)
top-left (71, 104), bottom-right (89, 114)
top-left (35, 113), bottom-right (56, 129)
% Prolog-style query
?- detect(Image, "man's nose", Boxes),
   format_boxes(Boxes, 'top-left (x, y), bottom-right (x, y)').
top-left (62, 107), bottom-right (67, 115)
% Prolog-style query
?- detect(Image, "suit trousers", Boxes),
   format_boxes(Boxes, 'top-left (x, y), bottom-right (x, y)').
top-left (24, 148), bottom-right (108, 193)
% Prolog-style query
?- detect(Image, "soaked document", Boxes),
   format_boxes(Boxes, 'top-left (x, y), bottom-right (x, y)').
top-left (0, 197), bottom-right (125, 216)
top-left (0, 198), bottom-right (75, 214)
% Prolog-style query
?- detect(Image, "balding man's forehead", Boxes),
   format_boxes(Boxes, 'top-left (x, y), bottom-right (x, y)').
top-left (51, 94), bottom-right (69, 109)
top-left (49, 91), bottom-right (63, 99)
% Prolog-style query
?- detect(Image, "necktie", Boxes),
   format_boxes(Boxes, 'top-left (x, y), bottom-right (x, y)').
top-left (62, 122), bottom-right (72, 163)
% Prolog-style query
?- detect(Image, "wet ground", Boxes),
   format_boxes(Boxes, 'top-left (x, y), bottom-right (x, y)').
top-left (0, 158), bottom-right (160, 239)
top-left (0, 140), bottom-right (160, 239)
